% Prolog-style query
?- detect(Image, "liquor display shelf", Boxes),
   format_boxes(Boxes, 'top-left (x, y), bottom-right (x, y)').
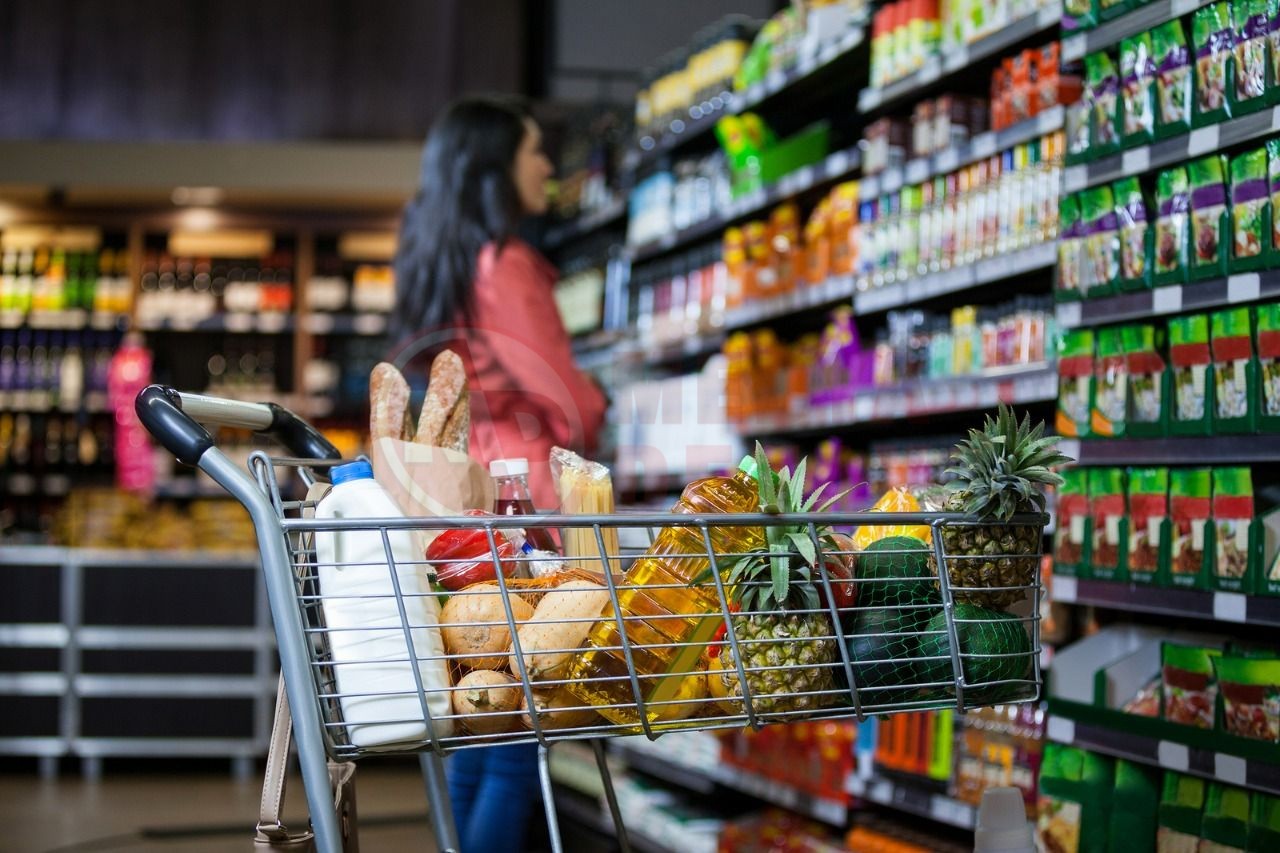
top-left (859, 106), bottom-right (1064, 201)
top-left (857, 6), bottom-right (1060, 115)
top-left (1050, 574), bottom-right (1280, 627)
top-left (136, 313), bottom-right (296, 334)
top-left (737, 363), bottom-right (1057, 438)
top-left (846, 772), bottom-right (977, 831)
top-left (1055, 270), bottom-right (1280, 329)
top-left (1063, 105), bottom-right (1280, 194)
top-left (0, 310), bottom-right (128, 331)
top-left (628, 144), bottom-right (862, 264)
top-left (1062, 0), bottom-right (1215, 62)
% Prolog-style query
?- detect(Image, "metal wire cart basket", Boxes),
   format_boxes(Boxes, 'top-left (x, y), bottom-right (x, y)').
top-left (135, 386), bottom-right (1046, 853)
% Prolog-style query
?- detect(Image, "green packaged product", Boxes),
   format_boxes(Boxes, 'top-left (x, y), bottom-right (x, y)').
top-left (1162, 642), bottom-right (1223, 728)
top-left (1190, 155), bottom-right (1231, 280)
top-left (1054, 468), bottom-right (1091, 575)
top-left (1092, 327), bottom-right (1127, 436)
top-left (1115, 178), bottom-right (1153, 290)
top-left (1059, 194), bottom-right (1085, 300)
top-left (1121, 33), bottom-right (1158, 146)
top-left (1231, 148), bottom-right (1271, 271)
top-left (1124, 324), bottom-right (1169, 436)
top-left (1067, 98), bottom-right (1093, 164)
top-left (1235, 0), bottom-right (1271, 114)
top-left (1155, 166), bottom-right (1191, 286)
top-left (1170, 469), bottom-right (1213, 587)
top-left (1213, 467), bottom-right (1256, 591)
top-left (1108, 759), bottom-right (1160, 853)
top-left (1127, 467), bottom-right (1170, 584)
top-left (1154, 20), bottom-right (1194, 138)
top-left (1202, 783), bottom-right (1251, 851)
top-left (1249, 791), bottom-right (1280, 850)
top-left (1086, 52), bottom-right (1122, 157)
top-left (1170, 314), bottom-right (1213, 435)
top-left (1058, 329), bottom-right (1096, 438)
top-left (1213, 656), bottom-right (1280, 742)
top-left (1271, 0), bottom-right (1280, 111)
top-left (1270, 140), bottom-right (1280, 264)
top-left (1082, 185), bottom-right (1121, 296)
top-left (1099, 0), bottom-right (1127, 22)
top-left (1211, 307), bottom-right (1258, 433)
top-left (1036, 743), bottom-right (1115, 853)
top-left (1065, 0), bottom-right (1099, 33)
top-left (1089, 467), bottom-right (1127, 580)
top-left (1194, 3), bottom-right (1235, 127)
top-left (1159, 773), bottom-right (1208, 849)
top-left (1257, 303), bottom-right (1280, 430)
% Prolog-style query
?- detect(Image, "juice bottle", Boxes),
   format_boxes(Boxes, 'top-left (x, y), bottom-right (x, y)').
top-left (566, 456), bottom-right (763, 724)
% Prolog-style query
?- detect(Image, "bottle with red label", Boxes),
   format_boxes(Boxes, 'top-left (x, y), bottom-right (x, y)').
top-left (490, 457), bottom-right (558, 554)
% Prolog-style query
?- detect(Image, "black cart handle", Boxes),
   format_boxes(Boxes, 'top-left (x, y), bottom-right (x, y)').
top-left (135, 385), bottom-right (341, 465)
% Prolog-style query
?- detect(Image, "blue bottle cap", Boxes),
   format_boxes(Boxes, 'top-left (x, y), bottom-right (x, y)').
top-left (330, 460), bottom-right (373, 485)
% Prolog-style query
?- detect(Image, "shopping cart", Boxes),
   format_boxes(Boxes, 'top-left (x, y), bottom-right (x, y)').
top-left (135, 385), bottom-right (1046, 853)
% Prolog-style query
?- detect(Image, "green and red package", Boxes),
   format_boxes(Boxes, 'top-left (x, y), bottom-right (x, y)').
top-left (1058, 329), bottom-right (1096, 438)
top-left (1211, 307), bottom-right (1259, 433)
top-left (1128, 467), bottom-right (1169, 585)
top-left (1090, 467), bottom-right (1127, 580)
top-left (1213, 466), bottom-right (1255, 592)
top-left (1170, 468), bottom-right (1213, 588)
top-left (1169, 314), bottom-right (1213, 436)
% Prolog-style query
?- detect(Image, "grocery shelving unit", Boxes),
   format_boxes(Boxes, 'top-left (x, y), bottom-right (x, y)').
top-left (1057, 270), bottom-right (1280, 329)
top-left (1051, 575), bottom-right (1280, 626)
top-left (846, 773), bottom-right (977, 831)
top-left (1061, 0), bottom-right (1212, 60)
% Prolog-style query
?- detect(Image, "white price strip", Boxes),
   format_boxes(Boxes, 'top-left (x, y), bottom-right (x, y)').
top-left (870, 779), bottom-right (893, 802)
top-left (854, 396), bottom-right (874, 421)
top-left (1157, 740), bottom-right (1190, 772)
top-left (796, 57), bottom-right (815, 77)
top-left (1053, 574), bottom-right (1079, 603)
top-left (1188, 125), bottom-right (1221, 156)
top-left (1039, 106), bottom-right (1066, 133)
top-left (1215, 753), bottom-right (1248, 786)
top-left (354, 314), bottom-right (387, 335)
top-left (936, 149), bottom-right (960, 173)
top-left (819, 44), bottom-right (839, 65)
top-left (766, 70), bottom-right (786, 93)
top-left (1046, 715), bottom-right (1076, 744)
top-left (906, 159), bottom-right (930, 183)
top-left (1063, 34), bottom-right (1086, 62)
top-left (827, 149), bottom-right (852, 177)
top-left (1056, 301), bottom-right (1083, 328)
top-left (257, 313), bottom-right (287, 333)
top-left (1153, 286), bottom-right (1183, 314)
top-left (793, 166), bottom-right (814, 190)
top-left (1123, 147), bottom-right (1151, 175)
top-left (1213, 591), bottom-right (1248, 622)
top-left (306, 313), bottom-right (335, 335)
top-left (1228, 273), bottom-right (1261, 303)
top-left (1064, 165), bottom-right (1088, 192)
top-left (814, 799), bottom-right (845, 825)
top-left (882, 170), bottom-right (903, 194)
top-left (861, 176), bottom-right (880, 198)
top-left (971, 133), bottom-right (997, 159)
top-left (1172, 0), bottom-right (1204, 14)
top-left (860, 90), bottom-right (880, 111)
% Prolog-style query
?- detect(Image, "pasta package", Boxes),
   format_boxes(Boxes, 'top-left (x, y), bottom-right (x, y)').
top-left (550, 447), bottom-right (621, 573)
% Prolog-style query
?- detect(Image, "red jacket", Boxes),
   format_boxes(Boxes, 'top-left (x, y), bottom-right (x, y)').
top-left (456, 239), bottom-right (607, 509)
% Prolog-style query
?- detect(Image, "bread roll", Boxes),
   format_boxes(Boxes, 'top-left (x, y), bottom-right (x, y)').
top-left (439, 386), bottom-right (470, 453)
top-left (415, 349), bottom-right (467, 446)
top-left (369, 362), bottom-right (412, 441)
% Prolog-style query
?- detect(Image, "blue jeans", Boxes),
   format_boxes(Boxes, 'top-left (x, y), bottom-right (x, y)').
top-left (446, 743), bottom-right (541, 851)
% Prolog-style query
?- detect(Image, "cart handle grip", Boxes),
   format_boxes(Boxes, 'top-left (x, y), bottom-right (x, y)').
top-left (135, 385), bottom-right (340, 465)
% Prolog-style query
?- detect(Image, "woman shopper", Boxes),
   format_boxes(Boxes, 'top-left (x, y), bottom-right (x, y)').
top-left (391, 95), bottom-right (607, 851)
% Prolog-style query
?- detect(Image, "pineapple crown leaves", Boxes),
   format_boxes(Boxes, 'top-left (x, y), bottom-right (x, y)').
top-left (945, 404), bottom-right (1074, 521)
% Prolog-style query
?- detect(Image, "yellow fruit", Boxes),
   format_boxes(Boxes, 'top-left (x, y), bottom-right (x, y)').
top-left (651, 662), bottom-right (709, 723)
top-left (852, 487), bottom-right (931, 549)
top-left (704, 652), bottom-right (743, 716)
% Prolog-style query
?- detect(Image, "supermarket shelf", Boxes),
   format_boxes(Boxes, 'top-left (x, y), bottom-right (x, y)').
top-left (1060, 435), bottom-right (1280, 465)
top-left (542, 198), bottom-right (629, 251)
top-left (628, 144), bottom-right (862, 263)
top-left (0, 309), bottom-right (129, 331)
top-left (1062, 0), bottom-right (1213, 62)
top-left (626, 332), bottom-right (727, 367)
top-left (0, 390), bottom-right (108, 414)
top-left (724, 274), bottom-right (856, 330)
top-left (0, 545), bottom-right (257, 569)
top-left (854, 242), bottom-right (1057, 316)
top-left (1063, 105), bottom-right (1280, 194)
top-left (860, 107), bottom-right (1065, 200)
top-left (1056, 270), bottom-right (1280, 329)
top-left (1046, 713), bottom-right (1280, 796)
top-left (136, 313), bottom-right (295, 334)
top-left (301, 311), bottom-right (388, 336)
top-left (552, 790), bottom-right (673, 853)
top-left (846, 773), bottom-right (976, 831)
top-left (1051, 575), bottom-right (1280, 627)
top-left (727, 25), bottom-right (867, 116)
top-left (738, 363), bottom-right (1057, 438)
top-left (858, 6), bottom-right (1060, 115)
top-left (3, 473), bottom-right (72, 497)
top-left (614, 742), bottom-right (848, 826)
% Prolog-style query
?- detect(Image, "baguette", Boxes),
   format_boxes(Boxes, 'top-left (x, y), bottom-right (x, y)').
top-left (369, 362), bottom-right (412, 442)
top-left (414, 349), bottom-right (467, 446)
top-left (439, 386), bottom-right (470, 453)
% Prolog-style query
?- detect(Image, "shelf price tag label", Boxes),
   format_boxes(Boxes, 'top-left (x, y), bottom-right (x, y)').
top-left (1213, 591), bottom-right (1248, 622)
top-left (1056, 301), bottom-right (1083, 328)
top-left (1158, 741), bottom-right (1190, 772)
top-left (1064, 165), bottom-right (1088, 192)
top-left (1046, 715), bottom-right (1076, 744)
top-left (905, 158), bottom-right (929, 183)
top-left (1215, 753), bottom-right (1248, 786)
top-left (1153, 286), bottom-right (1183, 315)
top-left (827, 149), bottom-right (852, 177)
top-left (936, 149), bottom-right (960, 173)
top-left (1188, 125), bottom-right (1221, 156)
top-left (971, 133), bottom-right (997, 159)
top-left (1172, 0), bottom-right (1203, 14)
top-left (1062, 34), bottom-right (1086, 62)
top-left (306, 313), bottom-right (335, 335)
top-left (1228, 273), bottom-right (1261, 303)
top-left (1122, 147), bottom-right (1151, 175)
top-left (1053, 575), bottom-right (1078, 603)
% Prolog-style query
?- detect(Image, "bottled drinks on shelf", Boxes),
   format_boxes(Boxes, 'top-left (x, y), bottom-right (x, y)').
top-left (0, 244), bottom-right (131, 317)
top-left (135, 251), bottom-right (294, 325)
top-left (0, 329), bottom-right (118, 411)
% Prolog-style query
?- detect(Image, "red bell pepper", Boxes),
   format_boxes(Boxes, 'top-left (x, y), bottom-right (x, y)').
top-left (425, 510), bottom-right (522, 590)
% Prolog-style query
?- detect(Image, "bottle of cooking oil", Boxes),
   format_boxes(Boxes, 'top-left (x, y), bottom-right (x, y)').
top-left (566, 455), bottom-right (763, 724)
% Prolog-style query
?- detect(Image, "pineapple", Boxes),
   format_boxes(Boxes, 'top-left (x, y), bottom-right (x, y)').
top-left (935, 404), bottom-right (1071, 608)
top-left (705, 445), bottom-right (845, 717)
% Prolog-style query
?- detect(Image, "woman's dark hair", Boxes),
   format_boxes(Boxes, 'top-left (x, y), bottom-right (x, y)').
top-left (392, 95), bottom-right (531, 341)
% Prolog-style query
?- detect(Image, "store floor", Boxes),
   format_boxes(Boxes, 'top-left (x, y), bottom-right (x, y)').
top-left (1, 765), bottom-right (438, 852)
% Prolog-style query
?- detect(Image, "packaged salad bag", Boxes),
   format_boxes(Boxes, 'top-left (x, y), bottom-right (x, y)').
top-left (1064, 0), bottom-right (1099, 33)
top-left (1083, 185), bottom-right (1121, 297)
top-left (1211, 306), bottom-right (1259, 433)
top-left (1124, 323), bottom-right (1169, 437)
top-left (1189, 155), bottom-right (1231, 281)
top-left (1115, 177), bottom-right (1153, 290)
top-left (1231, 147), bottom-right (1271, 271)
top-left (1127, 467), bottom-right (1170, 585)
top-left (1268, 139), bottom-right (1280, 265)
top-left (1154, 20), bottom-right (1194, 139)
top-left (1059, 193), bottom-right (1085, 301)
top-left (1213, 655), bottom-right (1280, 742)
top-left (1055, 468), bottom-right (1091, 576)
top-left (1089, 467), bottom-right (1128, 581)
top-left (1086, 52), bottom-right (1122, 158)
top-left (1155, 166), bottom-right (1192, 286)
top-left (1213, 466), bottom-right (1257, 592)
top-left (1235, 0), bottom-right (1272, 114)
top-left (1170, 313), bottom-right (1214, 436)
top-left (1193, 3), bottom-right (1235, 127)
top-left (1170, 468), bottom-right (1214, 588)
top-left (1257, 302), bottom-right (1280, 432)
top-left (1121, 33), bottom-right (1158, 147)
top-left (1058, 328), bottom-right (1097, 438)
top-left (1092, 326), bottom-right (1128, 436)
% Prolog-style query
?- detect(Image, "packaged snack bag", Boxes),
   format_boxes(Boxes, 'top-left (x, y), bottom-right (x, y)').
top-left (1089, 467), bottom-right (1127, 580)
top-left (1059, 194), bottom-right (1085, 300)
top-left (1234, 0), bottom-right (1271, 113)
top-left (1269, 139), bottom-right (1280, 265)
top-left (1115, 178), bottom-right (1153, 291)
top-left (1157, 772), bottom-right (1207, 849)
top-left (1213, 466), bottom-right (1256, 591)
top-left (1189, 155), bottom-right (1230, 281)
top-left (1214, 655), bottom-right (1280, 742)
top-left (1082, 185), bottom-right (1121, 297)
top-left (1064, 0), bottom-right (1099, 33)
top-left (1154, 20), bottom-right (1194, 139)
top-left (1055, 468), bottom-right (1091, 576)
top-left (1193, 3), bottom-right (1235, 127)
top-left (1170, 468), bottom-right (1213, 587)
top-left (1257, 302), bottom-right (1280, 431)
top-left (1162, 642), bottom-right (1223, 728)
top-left (1058, 329), bottom-right (1096, 438)
top-left (1154, 166), bottom-right (1191, 286)
top-left (1037, 744), bottom-right (1115, 853)
top-left (1120, 33), bottom-right (1157, 147)
top-left (1085, 52), bottom-right (1122, 157)
top-left (1125, 324), bottom-right (1169, 437)
top-left (1211, 307), bottom-right (1259, 433)
top-left (1092, 326), bottom-right (1127, 437)
top-left (1201, 782), bottom-right (1251, 850)
top-left (1170, 314), bottom-right (1214, 436)
top-left (1128, 467), bottom-right (1170, 585)
top-left (1231, 147), bottom-right (1271, 271)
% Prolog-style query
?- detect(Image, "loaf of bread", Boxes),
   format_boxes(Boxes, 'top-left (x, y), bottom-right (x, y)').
top-left (414, 349), bottom-right (467, 448)
top-left (438, 386), bottom-right (470, 453)
top-left (369, 362), bottom-right (412, 441)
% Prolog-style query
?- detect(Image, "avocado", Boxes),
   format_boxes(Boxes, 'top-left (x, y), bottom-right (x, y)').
top-left (840, 606), bottom-right (920, 707)
top-left (857, 535), bottom-right (940, 626)
top-left (915, 604), bottom-right (1032, 704)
